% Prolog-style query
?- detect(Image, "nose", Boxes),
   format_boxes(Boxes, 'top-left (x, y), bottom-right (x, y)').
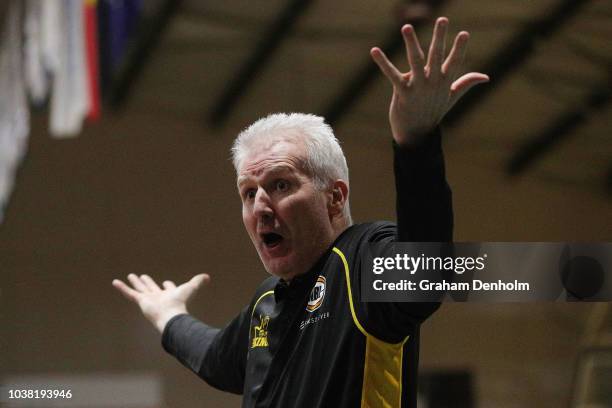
top-left (253, 188), bottom-right (274, 223)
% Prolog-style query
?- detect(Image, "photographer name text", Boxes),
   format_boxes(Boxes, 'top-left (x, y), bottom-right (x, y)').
top-left (372, 279), bottom-right (530, 292)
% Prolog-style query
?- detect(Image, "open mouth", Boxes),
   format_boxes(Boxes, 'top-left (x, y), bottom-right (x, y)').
top-left (262, 232), bottom-right (283, 248)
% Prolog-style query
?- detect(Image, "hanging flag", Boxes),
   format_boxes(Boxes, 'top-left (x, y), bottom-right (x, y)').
top-left (40, 0), bottom-right (62, 80)
top-left (84, 0), bottom-right (101, 121)
top-left (0, 0), bottom-right (30, 222)
top-left (49, 0), bottom-right (90, 138)
top-left (97, 0), bottom-right (144, 97)
top-left (24, 0), bottom-right (50, 106)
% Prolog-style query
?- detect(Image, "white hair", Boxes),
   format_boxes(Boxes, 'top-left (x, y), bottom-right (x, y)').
top-left (231, 113), bottom-right (352, 223)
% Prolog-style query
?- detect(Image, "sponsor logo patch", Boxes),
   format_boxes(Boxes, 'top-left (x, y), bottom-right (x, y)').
top-left (251, 314), bottom-right (269, 348)
top-left (306, 276), bottom-right (326, 312)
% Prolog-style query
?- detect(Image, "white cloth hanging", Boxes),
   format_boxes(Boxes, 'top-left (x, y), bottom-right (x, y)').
top-left (49, 0), bottom-right (90, 138)
top-left (24, 0), bottom-right (50, 105)
top-left (0, 0), bottom-right (30, 222)
top-left (0, 2), bottom-right (30, 222)
top-left (0, 0), bottom-right (97, 222)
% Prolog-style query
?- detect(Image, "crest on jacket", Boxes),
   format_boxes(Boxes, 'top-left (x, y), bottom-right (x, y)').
top-left (306, 276), bottom-right (326, 312)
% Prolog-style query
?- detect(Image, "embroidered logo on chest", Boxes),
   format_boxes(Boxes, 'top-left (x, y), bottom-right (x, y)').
top-left (306, 276), bottom-right (326, 312)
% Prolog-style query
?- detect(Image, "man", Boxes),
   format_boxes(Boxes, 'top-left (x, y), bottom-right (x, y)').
top-left (113, 17), bottom-right (488, 408)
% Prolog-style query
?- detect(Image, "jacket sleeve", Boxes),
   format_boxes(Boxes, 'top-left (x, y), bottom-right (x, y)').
top-left (394, 127), bottom-right (453, 242)
top-left (161, 307), bottom-right (251, 394)
top-left (354, 129), bottom-right (452, 342)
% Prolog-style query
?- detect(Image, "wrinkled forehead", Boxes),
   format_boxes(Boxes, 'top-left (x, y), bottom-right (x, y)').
top-left (237, 135), bottom-right (309, 182)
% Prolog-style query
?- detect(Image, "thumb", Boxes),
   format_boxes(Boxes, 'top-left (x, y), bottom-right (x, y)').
top-left (190, 273), bottom-right (210, 290)
top-left (447, 73), bottom-right (489, 113)
top-left (178, 273), bottom-right (210, 299)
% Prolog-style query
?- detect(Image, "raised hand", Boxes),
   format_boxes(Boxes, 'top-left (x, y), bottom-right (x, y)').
top-left (370, 17), bottom-right (489, 146)
top-left (112, 273), bottom-right (210, 333)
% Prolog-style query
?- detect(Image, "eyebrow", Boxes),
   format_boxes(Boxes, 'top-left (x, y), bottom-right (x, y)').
top-left (237, 164), bottom-right (296, 187)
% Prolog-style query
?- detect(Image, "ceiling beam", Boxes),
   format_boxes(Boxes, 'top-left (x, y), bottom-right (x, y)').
top-left (444, 0), bottom-right (591, 127)
top-left (507, 76), bottom-right (611, 176)
top-left (321, 1), bottom-right (446, 126)
top-left (321, 27), bottom-right (410, 126)
top-left (322, 0), bottom-right (591, 128)
top-left (208, 0), bottom-right (315, 127)
top-left (109, 0), bottom-right (183, 108)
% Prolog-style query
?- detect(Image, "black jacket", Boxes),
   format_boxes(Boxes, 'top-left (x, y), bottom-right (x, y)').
top-left (162, 129), bottom-right (453, 407)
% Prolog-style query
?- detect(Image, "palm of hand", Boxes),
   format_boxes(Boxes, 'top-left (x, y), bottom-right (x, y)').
top-left (372, 17), bottom-right (489, 146)
top-left (112, 273), bottom-right (209, 332)
top-left (137, 286), bottom-right (189, 322)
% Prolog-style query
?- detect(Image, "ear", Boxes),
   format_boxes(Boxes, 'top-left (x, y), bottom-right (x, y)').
top-left (328, 179), bottom-right (349, 219)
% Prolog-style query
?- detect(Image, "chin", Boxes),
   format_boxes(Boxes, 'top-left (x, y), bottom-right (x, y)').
top-left (263, 261), bottom-right (292, 279)
top-left (261, 256), bottom-right (300, 280)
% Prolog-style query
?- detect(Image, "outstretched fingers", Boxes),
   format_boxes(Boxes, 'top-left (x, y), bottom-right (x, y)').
top-left (112, 279), bottom-right (142, 303)
top-left (426, 17), bottom-right (448, 78)
top-left (140, 274), bottom-right (161, 292)
top-left (442, 31), bottom-right (470, 81)
top-left (401, 24), bottom-right (425, 81)
top-left (127, 273), bottom-right (148, 292)
top-left (162, 280), bottom-right (176, 290)
top-left (370, 47), bottom-right (405, 88)
top-left (371, 15), bottom-right (488, 143)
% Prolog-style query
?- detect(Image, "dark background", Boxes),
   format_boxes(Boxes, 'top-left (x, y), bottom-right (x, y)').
top-left (1, 1), bottom-right (611, 407)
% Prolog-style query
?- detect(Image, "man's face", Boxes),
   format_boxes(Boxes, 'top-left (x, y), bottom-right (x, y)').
top-left (237, 137), bottom-right (334, 280)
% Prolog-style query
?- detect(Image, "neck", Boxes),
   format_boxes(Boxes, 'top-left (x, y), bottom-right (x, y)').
top-left (331, 215), bottom-right (351, 238)
top-left (283, 221), bottom-right (351, 284)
